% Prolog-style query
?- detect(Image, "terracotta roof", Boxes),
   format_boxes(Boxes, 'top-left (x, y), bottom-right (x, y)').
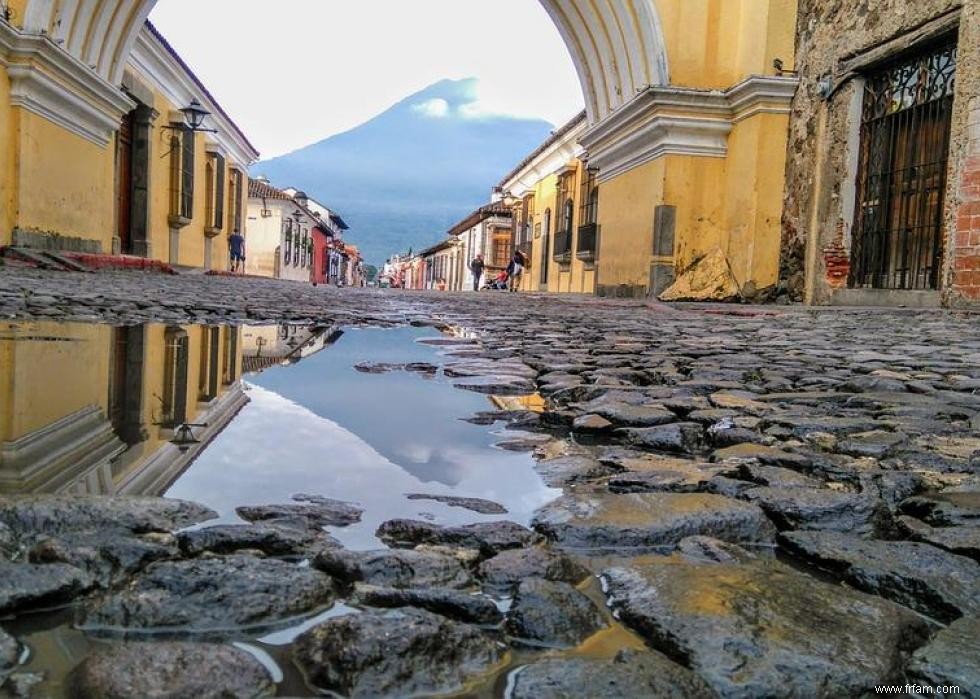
top-left (249, 178), bottom-right (328, 226)
top-left (497, 110), bottom-right (587, 188)
top-left (248, 178), bottom-right (292, 201)
top-left (242, 355), bottom-right (283, 374)
top-left (447, 202), bottom-right (512, 237)
top-left (144, 21), bottom-right (259, 158)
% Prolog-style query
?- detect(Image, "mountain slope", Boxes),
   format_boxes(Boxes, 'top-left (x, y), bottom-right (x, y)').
top-left (252, 79), bottom-right (554, 265)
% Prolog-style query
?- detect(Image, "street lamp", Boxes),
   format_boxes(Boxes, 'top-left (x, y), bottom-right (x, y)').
top-left (180, 99), bottom-right (211, 131)
top-left (170, 423), bottom-right (207, 452)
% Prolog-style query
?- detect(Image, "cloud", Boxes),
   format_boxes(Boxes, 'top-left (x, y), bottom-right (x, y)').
top-left (412, 98), bottom-right (450, 118)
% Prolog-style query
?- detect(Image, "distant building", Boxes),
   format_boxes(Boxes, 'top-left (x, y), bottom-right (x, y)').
top-left (281, 188), bottom-right (353, 286)
top-left (498, 114), bottom-right (593, 294)
top-left (241, 325), bottom-right (342, 373)
top-left (419, 239), bottom-right (457, 290)
top-left (448, 202), bottom-right (513, 291)
top-left (245, 179), bottom-right (319, 282)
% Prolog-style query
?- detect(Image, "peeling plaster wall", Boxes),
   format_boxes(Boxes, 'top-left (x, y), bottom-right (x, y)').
top-left (780, 0), bottom-right (977, 305)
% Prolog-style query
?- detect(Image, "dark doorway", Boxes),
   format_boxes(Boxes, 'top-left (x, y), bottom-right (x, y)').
top-left (850, 39), bottom-right (957, 291)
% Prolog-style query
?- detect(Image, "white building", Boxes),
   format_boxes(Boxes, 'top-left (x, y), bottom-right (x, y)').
top-left (283, 188), bottom-right (351, 285)
top-left (447, 202), bottom-right (513, 291)
top-left (245, 178), bottom-right (318, 282)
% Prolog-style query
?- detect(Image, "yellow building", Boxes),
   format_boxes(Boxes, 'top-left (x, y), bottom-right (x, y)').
top-left (0, 16), bottom-right (258, 269)
top-left (501, 0), bottom-right (799, 299)
top-left (500, 114), bottom-right (594, 294)
top-left (2, 0), bottom-right (795, 295)
top-left (0, 321), bottom-right (246, 495)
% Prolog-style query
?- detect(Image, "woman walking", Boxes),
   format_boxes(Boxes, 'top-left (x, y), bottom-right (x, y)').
top-left (507, 249), bottom-right (527, 292)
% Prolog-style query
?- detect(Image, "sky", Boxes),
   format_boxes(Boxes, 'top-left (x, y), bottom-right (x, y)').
top-left (149, 0), bottom-right (584, 159)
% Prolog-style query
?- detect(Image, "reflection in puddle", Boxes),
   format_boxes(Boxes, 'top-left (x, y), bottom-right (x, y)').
top-left (0, 322), bottom-right (557, 537)
top-left (0, 320), bottom-right (565, 697)
top-left (257, 604), bottom-right (360, 646)
top-left (167, 326), bottom-right (560, 549)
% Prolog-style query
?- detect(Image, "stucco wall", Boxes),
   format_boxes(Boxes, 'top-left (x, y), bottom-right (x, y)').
top-left (780, 0), bottom-right (975, 305)
top-left (656, 0), bottom-right (797, 90)
top-left (13, 112), bottom-right (115, 248)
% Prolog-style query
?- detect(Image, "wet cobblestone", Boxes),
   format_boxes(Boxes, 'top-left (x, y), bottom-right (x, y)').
top-left (2, 267), bottom-right (980, 695)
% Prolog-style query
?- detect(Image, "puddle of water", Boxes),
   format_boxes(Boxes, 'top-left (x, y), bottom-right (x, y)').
top-left (166, 326), bottom-right (560, 548)
top-left (0, 320), bottom-right (568, 697)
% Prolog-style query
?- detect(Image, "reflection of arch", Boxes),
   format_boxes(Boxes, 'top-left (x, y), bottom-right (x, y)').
top-left (18, 0), bottom-right (669, 123)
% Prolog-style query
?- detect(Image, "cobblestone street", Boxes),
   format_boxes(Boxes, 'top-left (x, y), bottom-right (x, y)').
top-left (2, 267), bottom-right (980, 695)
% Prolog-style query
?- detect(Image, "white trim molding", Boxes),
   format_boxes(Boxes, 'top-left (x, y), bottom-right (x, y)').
top-left (500, 120), bottom-right (588, 197)
top-left (0, 21), bottom-right (134, 147)
top-left (129, 27), bottom-right (259, 167)
top-left (0, 405), bottom-right (126, 493)
top-left (581, 75), bottom-right (799, 182)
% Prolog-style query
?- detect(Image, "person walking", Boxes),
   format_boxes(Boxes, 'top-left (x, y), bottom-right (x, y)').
top-left (470, 253), bottom-right (485, 291)
top-left (228, 231), bottom-right (245, 274)
top-left (507, 249), bottom-right (526, 292)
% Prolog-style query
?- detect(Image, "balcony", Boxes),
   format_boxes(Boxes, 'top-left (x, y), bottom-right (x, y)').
top-left (576, 223), bottom-right (597, 262)
top-left (517, 241), bottom-right (532, 261)
top-left (553, 229), bottom-right (572, 263)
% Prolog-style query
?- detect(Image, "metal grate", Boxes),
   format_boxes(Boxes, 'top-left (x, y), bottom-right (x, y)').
top-left (850, 39), bottom-right (956, 291)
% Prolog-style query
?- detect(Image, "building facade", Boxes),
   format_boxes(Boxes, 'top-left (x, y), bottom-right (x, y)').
top-left (0, 19), bottom-right (258, 269)
top-left (499, 115), bottom-right (597, 294)
top-left (448, 203), bottom-right (512, 291)
top-left (781, 0), bottom-right (980, 308)
top-left (282, 188), bottom-right (356, 286)
top-left (245, 179), bottom-right (320, 283)
top-left (4, 1), bottom-right (795, 301)
top-left (420, 239), bottom-right (456, 290)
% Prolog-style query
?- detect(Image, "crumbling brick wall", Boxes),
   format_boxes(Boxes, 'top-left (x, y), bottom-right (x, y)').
top-left (780, 0), bottom-right (976, 305)
top-left (946, 2), bottom-right (980, 304)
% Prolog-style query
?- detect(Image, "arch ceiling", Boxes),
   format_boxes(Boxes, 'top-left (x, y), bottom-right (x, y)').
top-left (20, 0), bottom-right (669, 123)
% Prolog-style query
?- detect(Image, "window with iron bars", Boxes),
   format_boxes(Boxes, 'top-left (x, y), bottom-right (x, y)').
top-left (519, 195), bottom-right (535, 244)
top-left (283, 219), bottom-right (293, 266)
top-left (553, 172), bottom-right (575, 260)
top-left (579, 166), bottom-right (598, 226)
top-left (850, 38), bottom-right (957, 291)
top-left (169, 127), bottom-right (194, 221)
top-left (230, 169), bottom-right (244, 233)
top-left (577, 166), bottom-right (599, 260)
top-left (492, 232), bottom-right (511, 268)
top-left (205, 152), bottom-right (225, 231)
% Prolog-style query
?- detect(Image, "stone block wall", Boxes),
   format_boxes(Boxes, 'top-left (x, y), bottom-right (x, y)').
top-left (781, 0), bottom-right (978, 306)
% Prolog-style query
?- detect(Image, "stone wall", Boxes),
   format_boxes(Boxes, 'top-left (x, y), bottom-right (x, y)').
top-left (946, 1), bottom-right (980, 305)
top-left (780, 0), bottom-right (977, 306)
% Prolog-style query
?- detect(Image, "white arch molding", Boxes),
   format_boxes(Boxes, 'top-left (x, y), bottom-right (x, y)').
top-left (18, 0), bottom-right (670, 124)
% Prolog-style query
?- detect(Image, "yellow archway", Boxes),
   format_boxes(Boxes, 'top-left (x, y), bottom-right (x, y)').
top-left (17, 0), bottom-right (670, 123)
top-left (4, 0), bottom-right (800, 301)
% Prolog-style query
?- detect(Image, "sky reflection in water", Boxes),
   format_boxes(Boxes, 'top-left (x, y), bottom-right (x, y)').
top-left (166, 326), bottom-right (560, 549)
